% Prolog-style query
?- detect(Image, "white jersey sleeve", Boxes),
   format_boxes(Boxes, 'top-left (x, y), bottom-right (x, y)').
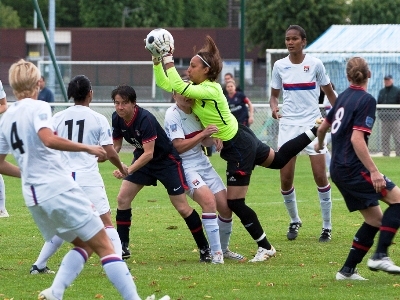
top-left (0, 81), bottom-right (5, 99)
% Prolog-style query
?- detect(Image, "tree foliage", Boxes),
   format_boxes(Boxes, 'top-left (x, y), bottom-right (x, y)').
top-left (246, 0), bottom-right (347, 51)
top-left (348, 0), bottom-right (400, 24)
top-left (0, 3), bottom-right (21, 28)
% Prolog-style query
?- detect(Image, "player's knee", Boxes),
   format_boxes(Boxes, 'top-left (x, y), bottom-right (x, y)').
top-left (267, 152), bottom-right (287, 169)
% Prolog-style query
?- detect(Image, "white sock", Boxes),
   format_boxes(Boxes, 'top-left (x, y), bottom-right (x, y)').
top-left (105, 226), bottom-right (123, 259)
top-left (102, 255), bottom-right (140, 300)
top-left (52, 247), bottom-right (87, 299)
top-left (0, 175), bottom-right (5, 210)
top-left (217, 215), bottom-right (233, 252)
top-left (202, 213), bottom-right (222, 255)
top-left (34, 235), bottom-right (64, 269)
top-left (318, 184), bottom-right (332, 229)
top-left (325, 151), bottom-right (331, 171)
top-left (282, 187), bottom-right (301, 223)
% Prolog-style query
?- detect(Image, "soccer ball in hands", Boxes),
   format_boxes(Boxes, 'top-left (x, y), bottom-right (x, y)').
top-left (145, 28), bottom-right (174, 58)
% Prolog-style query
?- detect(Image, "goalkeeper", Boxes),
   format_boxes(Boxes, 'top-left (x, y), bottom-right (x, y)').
top-left (148, 33), bottom-right (321, 262)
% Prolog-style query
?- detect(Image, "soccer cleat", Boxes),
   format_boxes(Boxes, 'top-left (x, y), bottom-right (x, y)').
top-left (223, 249), bottom-right (246, 262)
top-left (367, 257), bottom-right (400, 274)
top-left (122, 243), bottom-right (131, 260)
top-left (211, 251), bottom-right (224, 264)
top-left (0, 209), bottom-right (9, 218)
top-left (319, 228), bottom-right (332, 242)
top-left (38, 288), bottom-right (59, 300)
top-left (30, 265), bottom-right (55, 275)
top-left (336, 270), bottom-right (368, 280)
top-left (248, 246), bottom-right (276, 263)
top-left (287, 222), bottom-right (302, 240)
top-left (199, 246), bottom-right (212, 263)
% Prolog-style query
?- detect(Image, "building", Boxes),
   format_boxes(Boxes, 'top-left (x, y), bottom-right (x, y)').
top-left (0, 28), bottom-right (266, 102)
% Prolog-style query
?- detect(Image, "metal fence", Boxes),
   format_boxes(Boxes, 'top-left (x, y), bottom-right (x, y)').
top-left (43, 102), bottom-right (400, 156)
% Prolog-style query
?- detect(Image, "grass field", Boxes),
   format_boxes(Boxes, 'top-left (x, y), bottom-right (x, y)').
top-left (1, 153), bottom-right (400, 300)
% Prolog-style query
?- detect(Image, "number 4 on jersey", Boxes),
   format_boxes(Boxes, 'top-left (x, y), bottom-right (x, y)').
top-left (11, 122), bottom-right (25, 154)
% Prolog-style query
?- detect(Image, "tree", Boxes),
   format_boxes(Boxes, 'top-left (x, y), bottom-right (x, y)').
top-left (246, 0), bottom-right (347, 51)
top-left (79, 0), bottom-right (124, 27)
top-left (348, 0), bottom-right (400, 24)
top-left (0, 3), bottom-right (21, 28)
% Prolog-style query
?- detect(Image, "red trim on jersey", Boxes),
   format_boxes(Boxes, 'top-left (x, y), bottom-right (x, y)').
top-left (143, 136), bottom-right (157, 144)
top-left (243, 97), bottom-right (250, 104)
top-left (349, 85), bottom-right (366, 91)
top-left (283, 82), bottom-right (316, 90)
top-left (124, 105), bottom-right (139, 127)
top-left (353, 126), bottom-right (372, 134)
top-left (185, 130), bottom-right (202, 139)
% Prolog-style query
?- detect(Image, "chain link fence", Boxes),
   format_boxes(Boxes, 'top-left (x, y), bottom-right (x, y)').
top-left (43, 102), bottom-right (399, 157)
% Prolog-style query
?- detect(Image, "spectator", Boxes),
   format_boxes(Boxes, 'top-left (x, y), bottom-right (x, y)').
top-left (225, 80), bottom-right (254, 127)
top-left (38, 76), bottom-right (55, 111)
top-left (222, 72), bottom-right (242, 96)
top-left (377, 75), bottom-right (400, 156)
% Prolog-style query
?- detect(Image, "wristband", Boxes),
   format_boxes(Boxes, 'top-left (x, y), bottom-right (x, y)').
top-left (163, 55), bottom-right (174, 64)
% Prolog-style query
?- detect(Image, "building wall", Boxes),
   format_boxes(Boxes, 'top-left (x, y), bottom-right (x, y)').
top-left (0, 28), bottom-right (266, 100)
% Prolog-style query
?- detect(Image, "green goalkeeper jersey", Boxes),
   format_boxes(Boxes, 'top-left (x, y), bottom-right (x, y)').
top-left (154, 64), bottom-right (238, 141)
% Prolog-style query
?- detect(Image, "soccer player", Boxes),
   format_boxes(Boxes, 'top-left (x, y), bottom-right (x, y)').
top-left (30, 75), bottom-right (128, 274)
top-left (0, 79), bottom-right (8, 217)
top-left (111, 85), bottom-right (213, 263)
top-left (151, 34), bottom-right (320, 262)
top-left (315, 56), bottom-right (400, 280)
top-left (164, 87), bottom-right (245, 263)
top-left (0, 59), bottom-right (149, 299)
top-left (269, 25), bottom-right (337, 242)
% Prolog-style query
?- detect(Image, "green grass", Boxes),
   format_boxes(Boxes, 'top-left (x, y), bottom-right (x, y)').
top-left (2, 154), bottom-right (400, 299)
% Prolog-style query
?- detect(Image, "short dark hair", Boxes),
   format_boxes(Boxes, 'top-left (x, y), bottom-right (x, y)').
top-left (286, 25), bottom-right (307, 40)
top-left (111, 85), bottom-right (137, 103)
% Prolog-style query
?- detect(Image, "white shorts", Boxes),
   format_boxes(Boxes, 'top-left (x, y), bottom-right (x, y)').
top-left (81, 186), bottom-right (110, 216)
top-left (29, 187), bottom-right (103, 243)
top-left (184, 163), bottom-right (226, 199)
top-left (278, 123), bottom-right (327, 155)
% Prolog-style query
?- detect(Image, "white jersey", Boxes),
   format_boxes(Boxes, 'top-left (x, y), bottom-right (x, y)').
top-left (164, 104), bottom-right (210, 169)
top-left (271, 54), bottom-right (330, 126)
top-left (52, 105), bottom-right (112, 186)
top-left (0, 81), bottom-right (5, 99)
top-left (0, 99), bottom-right (77, 206)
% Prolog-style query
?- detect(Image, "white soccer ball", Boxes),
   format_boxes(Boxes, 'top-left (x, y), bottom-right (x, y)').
top-left (145, 28), bottom-right (174, 57)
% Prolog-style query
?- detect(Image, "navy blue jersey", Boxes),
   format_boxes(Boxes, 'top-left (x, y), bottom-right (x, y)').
top-left (326, 85), bottom-right (376, 179)
top-left (227, 92), bottom-right (250, 126)
top-left (112, 106), bottom-right (175, 161)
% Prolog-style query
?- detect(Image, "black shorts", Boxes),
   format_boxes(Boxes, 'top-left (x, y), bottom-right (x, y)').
top-left (220, 124), bottom-right (270, 176)
top-left (124, 153), bottom-right (188, 195)
top-left (332, 170), bottom-right (396, 212)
